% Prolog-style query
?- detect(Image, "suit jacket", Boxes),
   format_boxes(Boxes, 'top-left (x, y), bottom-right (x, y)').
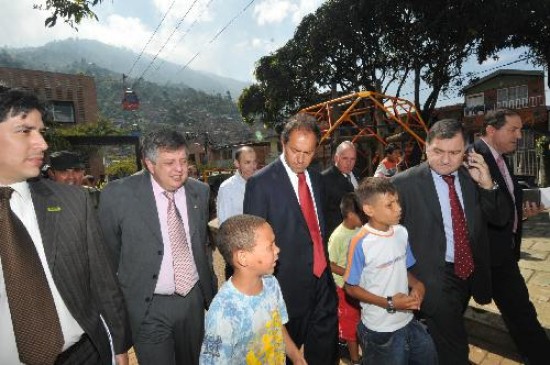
top-left (321, 165), bottom-right (355, 236)
top-left (29, 179), bottom-right (131, 362)
top-left (243, 158), bottom-right (335, 317)
top-left (391, 163), bottom-right (509, 315)
top-left (473, 139), bottom-right (522, 264)
top-left (98, 171), bottom-right (217, 338)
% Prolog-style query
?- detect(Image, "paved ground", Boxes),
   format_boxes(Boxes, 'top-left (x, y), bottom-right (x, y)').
top-left (130, 213), bottom-right (550, 364)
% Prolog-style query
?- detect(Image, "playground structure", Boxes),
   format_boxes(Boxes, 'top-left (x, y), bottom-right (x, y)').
top-left (300, 91), bottom-right (429, 175)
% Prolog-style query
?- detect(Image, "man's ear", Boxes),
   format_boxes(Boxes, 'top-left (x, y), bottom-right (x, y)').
top-left (144, 158), bottom-right (154, 174)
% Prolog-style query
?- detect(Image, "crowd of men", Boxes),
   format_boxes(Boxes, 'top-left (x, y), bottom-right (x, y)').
top-left (1, 86), bottom-right (549, 365)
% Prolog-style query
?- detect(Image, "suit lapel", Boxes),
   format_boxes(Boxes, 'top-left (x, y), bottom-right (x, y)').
top-left (29, 180), bottom-right (59, 272)
top-left (132, 172), bottom-right (163, 246)
top-left (274, 160), bottom-right (307, 226)
top-left (418, 163), bottom-right (445, 226)
top-left (184, 180), bottom-right (200, 248)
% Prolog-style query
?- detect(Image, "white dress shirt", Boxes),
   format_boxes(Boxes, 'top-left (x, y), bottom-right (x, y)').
top-left (0, 181), bottom-right (84, 364)
top-left (217, 171), bottom-right (247, 224)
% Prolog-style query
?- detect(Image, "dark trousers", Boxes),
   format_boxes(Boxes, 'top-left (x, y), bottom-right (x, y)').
top-left (424, 264), bottom-right (471, 365)
top-left (55, 334), bottom-right (103, 365)
top-left (285, 269), bottom-right (339, 365)
top-left (134, 285), bottom-right (204, 365)
top-left (492, 258), bottom-right (550, 365)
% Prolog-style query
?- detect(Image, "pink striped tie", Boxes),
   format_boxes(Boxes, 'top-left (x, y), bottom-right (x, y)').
top-left (164, 191), bottom-right (198, 296)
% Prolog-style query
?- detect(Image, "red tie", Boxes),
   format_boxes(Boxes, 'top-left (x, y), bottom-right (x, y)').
top-left (441, 175), bottom-right (474, 280)
top-left (297, 173), bottom-right (327, 277)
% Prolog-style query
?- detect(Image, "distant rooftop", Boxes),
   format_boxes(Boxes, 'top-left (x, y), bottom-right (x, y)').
top-left (463, 69), bottom-right (544, 92)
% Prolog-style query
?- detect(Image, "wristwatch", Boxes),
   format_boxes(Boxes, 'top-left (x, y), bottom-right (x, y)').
top-left (386, 296), bottom-right (396, 314)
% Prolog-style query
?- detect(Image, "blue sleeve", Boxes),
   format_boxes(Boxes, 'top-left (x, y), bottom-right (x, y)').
top-left (344, 239), bottom-right (365, 286)
top-left (406, 241), bottom-right (416, 269)
top-left (199, 300), bottom-right (235, 364)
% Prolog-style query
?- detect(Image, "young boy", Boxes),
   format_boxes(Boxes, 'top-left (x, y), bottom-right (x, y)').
top-left (328, 193), bottom-right (364, 365)
top-left (199, 214), bottom-right (306, 365)
top-left (344, 178), bottom-right (437, 364)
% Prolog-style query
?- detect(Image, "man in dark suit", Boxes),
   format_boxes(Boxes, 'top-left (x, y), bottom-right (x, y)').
top-left (474, 109), bottom-right (550, 364)
top-left (244, 114), bottom-right (338, 364)
top-left (0, 87), bottom-right (131, 364)
top-left (391, 119), bottom-right (508, 364)
top-left (322, 140), bottom-right (358, 236)
top-left (99, 129), bottom-right (217, 365)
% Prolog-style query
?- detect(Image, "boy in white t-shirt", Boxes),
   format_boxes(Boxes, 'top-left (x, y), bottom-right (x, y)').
top-left (344, 178), bottom-right (437, 364)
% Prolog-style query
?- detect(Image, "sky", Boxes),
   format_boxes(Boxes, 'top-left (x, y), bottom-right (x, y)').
top-left (0, 0), bottom-right (546, 105)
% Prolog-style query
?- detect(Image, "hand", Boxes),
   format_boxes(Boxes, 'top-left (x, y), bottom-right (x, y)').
top-left (392, 292), bottom-right (420, 310)
top-left (464, 151), bottom-right (493, 189)
top-left (523, 201), bottom-right (544, 219)
top-left (115, 353), bottom-right (129, 365)
top-left (409, 281), bottom-right (425, 305)
top-left (290, 354), bottom-right (308, 365)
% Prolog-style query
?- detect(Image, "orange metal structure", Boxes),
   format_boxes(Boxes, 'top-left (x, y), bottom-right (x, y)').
top-left (300, 91), bottom-right (428, 146)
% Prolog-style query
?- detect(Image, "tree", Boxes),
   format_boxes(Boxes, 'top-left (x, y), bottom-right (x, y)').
top-left (239, 0), bottom-right (481, 126)
top-left (33, 0), bottom-right (104, 29)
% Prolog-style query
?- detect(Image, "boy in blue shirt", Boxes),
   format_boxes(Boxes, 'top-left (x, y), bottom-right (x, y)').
top-left (344, 178), bottom-right (437, 364)
top-left (200, 214), bottom-right (306, 364)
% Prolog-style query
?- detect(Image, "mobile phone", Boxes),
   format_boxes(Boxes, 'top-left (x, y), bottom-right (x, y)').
top-left (463, 146), bottom-right (475, 169)
top-left (522, 188), bottom-right (541, 206)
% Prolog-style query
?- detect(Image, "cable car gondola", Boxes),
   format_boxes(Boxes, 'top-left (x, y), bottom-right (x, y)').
top-left (122, 88), bottom-right (140, 111)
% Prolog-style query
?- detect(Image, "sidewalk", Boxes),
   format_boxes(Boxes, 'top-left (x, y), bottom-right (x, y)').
top-left (464, 212), bottom-right (550, 364)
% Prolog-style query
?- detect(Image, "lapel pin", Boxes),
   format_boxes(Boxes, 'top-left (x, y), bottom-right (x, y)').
top-left (47, 206), bottom-right (62, 212)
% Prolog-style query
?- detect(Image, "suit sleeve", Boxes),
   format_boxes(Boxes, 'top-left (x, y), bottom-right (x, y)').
top-left (97, 184), bottom-right (122, 270)
top-left (478, 186), bottom-right (510, 227)
top-left (86, 189), bottom-right (132, 354)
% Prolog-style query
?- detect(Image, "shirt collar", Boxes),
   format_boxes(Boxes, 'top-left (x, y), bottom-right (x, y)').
top-left (480, 137), bottom-right (502, 161)
top-left (8, 181), bottom-right (32, 202)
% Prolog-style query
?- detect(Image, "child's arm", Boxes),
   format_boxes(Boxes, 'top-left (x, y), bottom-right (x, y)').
top-left (329, 261), bottom-right (345, 276)
top-left (407, 271), bottom-right (425, 307)
top-left (345, 283), bottom-right (419, 310)
top-left (283, 326), bottom-right (307, 365)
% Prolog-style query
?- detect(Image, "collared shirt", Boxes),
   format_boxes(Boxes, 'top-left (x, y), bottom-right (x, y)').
top-left (430, 170), bottom-right (466, 263)
top-left (151, 176), bottom-right (198, 295)
top-left (0, 181), bottom-right (84, 364)
top-left (217, 171), bottom-right (246, 224)
top-left (480, 138), bottom-right (515, 193)
top-left (344, 172), bottom-right (359, 188)
top-left (280, 155), bottom-right (321, 225)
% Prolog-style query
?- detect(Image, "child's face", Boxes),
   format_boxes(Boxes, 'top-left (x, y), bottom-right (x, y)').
top-left (363, 192), bottom-right (402, 230)
top-left (248, 223), bottom-right (280, 275)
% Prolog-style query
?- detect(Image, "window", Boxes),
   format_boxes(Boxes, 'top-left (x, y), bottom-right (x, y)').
top-left (496, 85), bottom-right (528, 108)
top-left (48, 101), bottom-right (76, 123)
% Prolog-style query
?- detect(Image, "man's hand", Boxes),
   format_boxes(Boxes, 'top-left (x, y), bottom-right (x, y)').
top-left (409, 281), bottom-right (425, 306)
top-left (115, 353), bottom-right (129, 365)
top-left (523, 201), bottom-right (545, 219)
top-left (464, 151), bottom-right (494, 189)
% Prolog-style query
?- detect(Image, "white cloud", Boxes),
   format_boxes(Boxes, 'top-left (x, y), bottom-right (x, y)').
top-left (253, 0), bottom-right (322, 25)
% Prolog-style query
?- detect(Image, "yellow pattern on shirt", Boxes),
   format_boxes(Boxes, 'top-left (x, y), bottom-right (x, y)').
top-left (245, 309), bottom-right (286, 364)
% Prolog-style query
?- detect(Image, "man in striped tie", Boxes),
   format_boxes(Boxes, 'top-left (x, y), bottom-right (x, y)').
top-left (99, 129), bottom-right (217, 365)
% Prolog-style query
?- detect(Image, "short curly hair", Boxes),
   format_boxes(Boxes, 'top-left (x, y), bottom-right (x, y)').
top-left (217, 214), bottom-right (267, 267)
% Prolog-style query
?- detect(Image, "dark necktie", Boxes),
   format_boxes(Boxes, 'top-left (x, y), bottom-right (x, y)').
top-left (345, 174), bottom-right (352, 185)
top-left (297, 173), bottom-right (327, 277)
top-left (441, 175), bottom-right (474, 280)
top-left (164, 191), bottom-right (198, 296)
top-left (0, 187), bottom-right (64, 364)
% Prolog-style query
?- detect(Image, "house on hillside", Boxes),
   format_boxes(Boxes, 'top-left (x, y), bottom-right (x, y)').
top-left (0, 66), bottom-right (98, 124)
top-left (461, 69), bottom-right (549, 181)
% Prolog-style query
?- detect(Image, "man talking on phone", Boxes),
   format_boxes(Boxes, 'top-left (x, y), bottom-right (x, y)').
top-left (473, 109), bottom-right (550, 364)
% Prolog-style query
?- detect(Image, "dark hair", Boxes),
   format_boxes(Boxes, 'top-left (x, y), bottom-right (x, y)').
top-left (281, 113), bottom-right (321, 144)
top-left (355, 177), bottom-right (397, 206)
top-left (217, 214), bottom-right (268, 267)
top-left (426, 119), bottom-right (466, 145)
top-left (340, 192), bottom-right (367, 223)
top-left (234, 146), bottom-right (255, 162)
top-left (384, 143), bottom-right (401, 156)
top-left (0, 86), bottom-right (45, 123)
top-left (482, 109), bottom-right (520, 136)
top-left (141, 128), bottom-right (188, 163)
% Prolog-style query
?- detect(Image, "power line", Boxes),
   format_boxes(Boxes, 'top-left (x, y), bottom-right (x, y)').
top-left (175, 0), bottom-right (257, 76)
top-left (133, 0), bottom-right (201, 88)
top-left (127, 0), bottom-right (178, 78)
